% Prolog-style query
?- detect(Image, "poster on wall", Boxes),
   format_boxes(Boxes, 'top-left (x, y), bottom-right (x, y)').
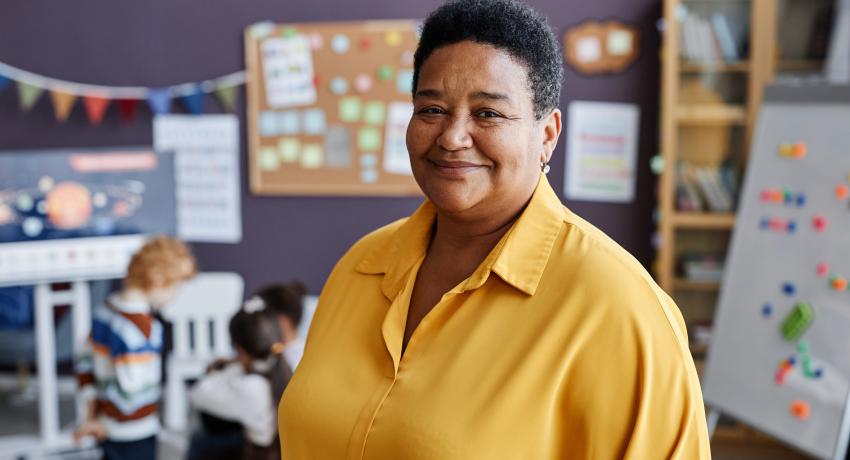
top-left (0, 147), bottom-right (176, 285)
top-left (153, 115), bottom-right (242, 244)
top-left (564, 101), bottom-right (640, 203)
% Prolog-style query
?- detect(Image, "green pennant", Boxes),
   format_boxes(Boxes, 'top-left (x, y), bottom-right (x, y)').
top-left (215, 85), bottom-right (239, 112)
top-left (17, 82), bottom-right (44, 112)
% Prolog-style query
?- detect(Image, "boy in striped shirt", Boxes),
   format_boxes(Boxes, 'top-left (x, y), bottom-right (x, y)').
top-left (75, 237), bottom-right (196, 460)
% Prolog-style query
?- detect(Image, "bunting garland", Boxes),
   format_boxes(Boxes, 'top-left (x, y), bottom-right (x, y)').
top-left (0, 60), bottom-right (245, 125)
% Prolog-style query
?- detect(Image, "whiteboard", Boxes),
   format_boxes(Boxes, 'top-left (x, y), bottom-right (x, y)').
top-left (703, 85), bottom-right (850, 459)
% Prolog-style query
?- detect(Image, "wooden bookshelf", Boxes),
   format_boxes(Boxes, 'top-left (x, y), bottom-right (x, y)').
top-left (657, 0), bottom-right (833, 451)
top-left (681, 60), bottom-right (751, 73)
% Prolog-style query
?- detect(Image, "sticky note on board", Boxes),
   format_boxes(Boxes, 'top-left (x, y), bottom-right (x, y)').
top-left (300, 143), bottom-right (324, 169)
top-left (358, 127), bottom-right (382, 151)
top-left (278, 110), bottom-right (301, 135)
top-left (396, 70), bottom-right (414, 94)
top-left (325, 125), bottom-right (353, 168)
top-left (259, 111), bottom-right (279, 137)
top-left (364, 102), bottom-right (387, 126)
top-left (303, 108), bottom-right (327, 135)
top-left (340, 97), bottom-right (362, 122)
top-left (259, 147), bottom-right (280, 171)
top-left (278, 138), bottom-right (300, 162)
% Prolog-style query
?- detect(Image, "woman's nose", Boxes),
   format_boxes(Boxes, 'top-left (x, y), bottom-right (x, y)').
top-left (436, 115), bottom-right (473, 152)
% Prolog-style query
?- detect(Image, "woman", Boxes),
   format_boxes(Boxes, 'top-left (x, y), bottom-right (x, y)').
top-left (279, 0), bottom-right (711, 458)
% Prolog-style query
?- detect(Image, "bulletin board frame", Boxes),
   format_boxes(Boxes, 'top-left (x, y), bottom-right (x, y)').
top-left (244, 20), bottom-right (423, 196)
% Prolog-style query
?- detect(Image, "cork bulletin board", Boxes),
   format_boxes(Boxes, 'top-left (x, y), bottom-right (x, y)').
top-left (244, 20), bottom-right (423, 196)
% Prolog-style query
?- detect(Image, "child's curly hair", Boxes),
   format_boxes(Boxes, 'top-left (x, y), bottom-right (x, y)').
top-left (125, 237), bottom-right (197, 291)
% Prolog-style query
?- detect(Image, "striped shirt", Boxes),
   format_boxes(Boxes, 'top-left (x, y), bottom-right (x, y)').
top-left (76, 293), bottom-right (163, 441)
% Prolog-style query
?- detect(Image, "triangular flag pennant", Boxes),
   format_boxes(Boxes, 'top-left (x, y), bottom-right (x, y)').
top-left (180, 86), bottom-right (205, 115)
top-left (215, 85), bottom-right (239, 112)
top-left (0, 75), bottom-right (10, 93)
top-left (147, 88), bottom-right (172, 115)
top-left (17, 82), bottom-right (44, 112)
top-left (83, 94), bottom-right (110, 125)
top-left (50, 89), bottom-right (77, 122)
top-left (117, 99), bottom-right (140, 124)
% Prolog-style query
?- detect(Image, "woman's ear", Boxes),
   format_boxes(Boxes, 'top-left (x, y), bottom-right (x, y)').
top-left (539, 108), bottom-right (562, 164)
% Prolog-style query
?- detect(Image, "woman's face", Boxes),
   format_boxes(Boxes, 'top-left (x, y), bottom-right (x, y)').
top-left (407, 40), bottom-right (560, 217)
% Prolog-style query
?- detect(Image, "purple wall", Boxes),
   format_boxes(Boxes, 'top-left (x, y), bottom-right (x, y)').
top-left (0, 0), bottom-right (661, 296)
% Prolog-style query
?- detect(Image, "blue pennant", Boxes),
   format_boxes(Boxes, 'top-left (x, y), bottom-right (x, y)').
top-left (147, 88), bottom-right (172, 115)
top-left (180, 86), bottom-right (205, 115)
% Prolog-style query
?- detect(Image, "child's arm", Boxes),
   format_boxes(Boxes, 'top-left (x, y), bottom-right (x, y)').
top-left (74, 338), bottom-right (106, 442)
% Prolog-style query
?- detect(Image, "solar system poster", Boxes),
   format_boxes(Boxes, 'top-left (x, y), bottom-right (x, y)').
top-left (0, 147), bottom-right (176, 243)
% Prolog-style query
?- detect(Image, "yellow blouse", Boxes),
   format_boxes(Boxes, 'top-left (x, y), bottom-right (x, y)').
top-left (279, 176), bottom-right (710, 459)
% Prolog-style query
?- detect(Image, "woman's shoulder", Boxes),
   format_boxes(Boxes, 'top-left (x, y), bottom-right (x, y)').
top-left (332, 217), bottom-right (410, 271)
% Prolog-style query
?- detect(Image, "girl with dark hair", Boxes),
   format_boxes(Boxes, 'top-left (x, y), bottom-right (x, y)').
top-left (251, 281), bottom-right (308, 370)
top-left (188, 303), bottom-right (292, 460)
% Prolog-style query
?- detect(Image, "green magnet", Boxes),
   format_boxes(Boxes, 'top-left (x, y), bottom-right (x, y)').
top-left (781, 302), bottom-right (813, 341)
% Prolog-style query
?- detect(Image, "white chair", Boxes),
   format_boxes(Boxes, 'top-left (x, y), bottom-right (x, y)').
top-left (160, 272), bottom-right (244, 432)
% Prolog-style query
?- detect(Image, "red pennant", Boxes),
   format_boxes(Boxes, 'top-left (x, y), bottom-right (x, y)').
top-left (83, 95), bottom-right (110, 125)
top-left (117, 99), bottom-right (140, 124)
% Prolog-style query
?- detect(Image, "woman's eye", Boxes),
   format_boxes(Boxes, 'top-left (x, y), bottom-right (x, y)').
top-left (418, 107), bottom-right (444, 115)
top-left (478, 110), bottom-right (501, 118)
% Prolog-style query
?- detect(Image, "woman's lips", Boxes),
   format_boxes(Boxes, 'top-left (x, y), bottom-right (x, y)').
top-left (428, 159), bottom-right (485, 177)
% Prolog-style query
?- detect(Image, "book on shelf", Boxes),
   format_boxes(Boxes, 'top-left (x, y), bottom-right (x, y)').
top-left (679, 12), bottom-right (744, 64)
top-left (675, 161), bottom-right (739, 213)
top-left (681, 253), bottom-right (725, 283)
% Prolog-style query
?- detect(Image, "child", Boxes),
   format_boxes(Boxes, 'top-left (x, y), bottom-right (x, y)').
top-left (188, 303), bottom-right (292, 460)
top-left (252, 281), bottom-right (307, 370)
top-left (74, 237), bottom-right (197, 460)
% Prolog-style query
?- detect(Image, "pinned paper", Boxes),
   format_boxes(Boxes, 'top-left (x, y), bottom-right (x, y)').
top-left (354, 74), bottom-right (373, 93)
top-left (378, 65), bottom-right (394, 81)
top-left (325, 125), bottom-right (353, 168)
top-left (303, 108), bottom-right (327, 135)
top-left (361, 169), bottom-right (379, 183)
top-left (300, 144), bottom-right (324, 168)
top-left (83, 94), bottom-right (110, 125)
top-left (279, 110), bottom-right (301, 135)
top-left (181, 86), bottom-right (205, 115)
top-left (330, 77), bottom-right (348, 95)
top-left (278, 138), bottom-right (300, 162)
top-left (360, 153), bottom-right (378, 168)
top-left (117, 99), bottom-right (140, 124)
top-left (259, 111), bottom-right (279, 137)
top-left (331, 34), bottom-right (350, 54)
top-left (385, 31), bottom-right (403, 47)
top-left (383, 102), bottom-right (414, 175)
top-left (259, 146), bottom-right (280, 171)
top-left (262, 35), bottom-right (317, 108)
top-left (309, 33), bottom-right (324, 51)
top-left (396, 70), bottom-right (414, 94)
top-left (358, 127), bottom-right (382, 151)
top-left (50, 89), bottom-right (77, 122)
top-left (364, 101), bottom-right (386, 126)
top-left (17, 82), bottom-right (43, 112)
top-left (339, 97), bottom-right (362, 122)
top-left (147, 88), bottom-right (172, 115)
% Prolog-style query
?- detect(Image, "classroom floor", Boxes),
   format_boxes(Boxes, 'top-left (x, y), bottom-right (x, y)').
top-left (0, 379), bottom-right (817, 460)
